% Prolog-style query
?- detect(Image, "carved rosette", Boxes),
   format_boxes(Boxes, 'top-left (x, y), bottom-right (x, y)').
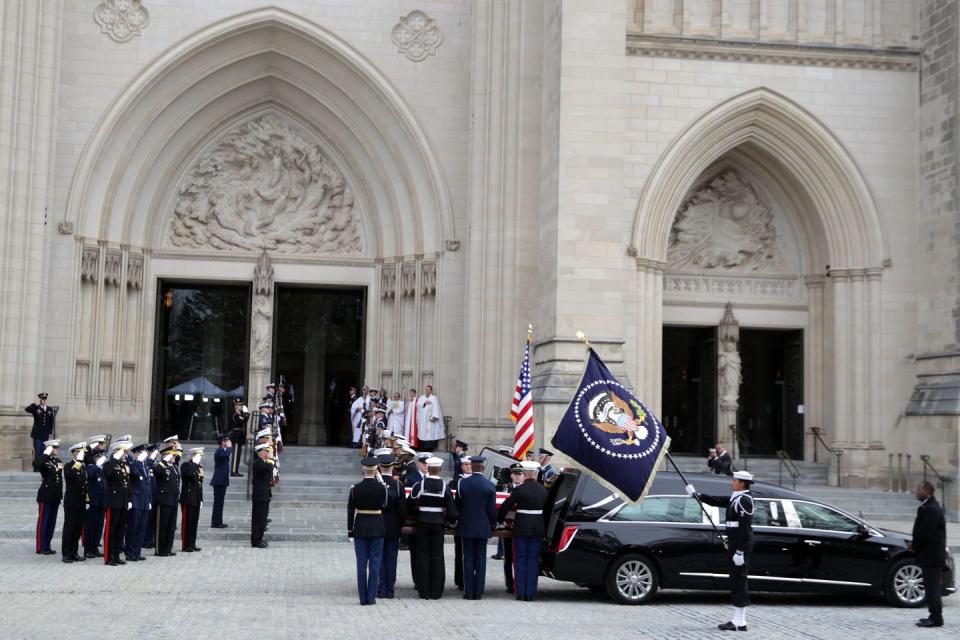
top-left (94, 0), bottom-right (149, 43)
top-left (391, 11), bottom-right (443, 62)
top-left (166, 114), bottom-right (363, 256)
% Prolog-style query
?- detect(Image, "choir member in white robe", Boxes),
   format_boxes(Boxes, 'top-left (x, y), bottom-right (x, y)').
top-left (416, 385), bottom-right (444, 451)
top-left (350, 392), bottom-right (367, 447)
top-left (403, 388), bottom-right (419, 447)
top-left (387, 393), bottom-right (406, 435)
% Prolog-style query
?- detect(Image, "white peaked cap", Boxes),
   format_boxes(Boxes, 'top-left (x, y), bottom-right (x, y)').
top-left (733, 470), bottom-right (754, 482)
top-left (425, 457), bottom-right (444, 467)
top-left (520, 461), bottom-right (540, 471)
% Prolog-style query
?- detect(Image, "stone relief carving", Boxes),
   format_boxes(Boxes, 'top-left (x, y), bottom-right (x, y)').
top-left (421, 262), bottom-right (437, 297)
top-left (664, 274), bottom-right (799, 299)
top-left (668, 170), bottom-right (785, 273)
top-left (103, 252), bottom-right (122, 287)
top-left (381, 265), bottom-right (397, 299)
top-left (81, 247), bottom-right (99, 283)
top-left (254, 251), bottom-right (274, 296)
top-left (58, 221), bottom-right (74, 235)
top-left (391, 11), bottom-right (444, 62)
top-left (126, 255), bottom-right (143, 290)
top-left (94, 0), bottom-right (150, 43)
top-left (717, 303), bottom-right (741, 408)
top-left (444, 240), bottom-right (460, 252)
top-left (401, 263), bottom-right (417, 297)
top-left (167, 114), bottom-right (363, 255)
top-left (251, 295), bottom-right (273, 368)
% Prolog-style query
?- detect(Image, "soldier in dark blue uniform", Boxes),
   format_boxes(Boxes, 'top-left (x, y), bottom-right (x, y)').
top-left (124, 444), bottom-right (152, 561)
top-left (348, 457), bottom-right (388, 605)
top-left (376, 453), bottom-right (406, 599)
top-left (456, 456), bottom-right (497, 600)
top-left (403, 452), bottom-right (428, 589)
top-left (102, 441), bottom-right (132, 566)
top-left (251, 443), bottom-right (274, 548)
top-left (142, 443), bottom-right (159, 549)
top-left (408, 456), bottom-right (457, 599)
top-left (211, 434), bottom-right (231, 528)
top-left (449, 456), bottom-right (473, 591)
top-left (153, 444), bottom-right (180, 557)
top-left (83, 444), bottom-right (107, 558)
top-left (26, 393), bottom-right (56, 460)
top-left (61, 442), bottom-right (88, 563)
top-left (687, 469), bottom-right (755, 631)
top-left (501, 463), bottom-right (524, 592)
top-left (230, 399), bottom-right (249, 476)
top-left (179, 447), bottom-right (204, 552)
top-left (537, 448), bottom-right (557, 485)
top-left (452, 440), bottom-right (468, 481)
top-left (33, 438), bottom-right (62, 555)
top-left (498, 460), bottom-right (548, 601)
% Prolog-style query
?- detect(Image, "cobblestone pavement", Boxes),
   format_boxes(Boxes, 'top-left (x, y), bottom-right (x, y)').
top-left (0, 538), bottom-right (954, 640)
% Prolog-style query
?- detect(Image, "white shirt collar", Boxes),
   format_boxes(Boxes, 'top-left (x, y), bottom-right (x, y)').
top-left (731, 489), bottom-right (750, 499)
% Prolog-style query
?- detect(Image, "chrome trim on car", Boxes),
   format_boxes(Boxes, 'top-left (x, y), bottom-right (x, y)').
top-left (678, 572), bottom-right (871, 587)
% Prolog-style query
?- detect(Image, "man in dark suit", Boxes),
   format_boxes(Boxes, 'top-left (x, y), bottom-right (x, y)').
top-left (498, 460), bottom-right (548, 601)
top-left (376, 454), bottom-right (406, 599)
top-left (153, 445), bottom-right (180, 556)
top-left (456, 456), bottom-right (497, 600)
top-left (33, 438), bottom-right (62, 556)
top-left (912, 481), bottom-right (947, 628)
top-left (179, 447), bottom-right (204, 552)
top-left (348, 457), bottom-right (388, 605)
top-left (708, 442), bottom-right (734, 476)
top-left (124, 444), bottom-right (152, 562)
top-left (26, 393), bottom-right (56, 460)
top-left (61, 442), bottom-right (88, 563)
top-left (251, 443), bottom-right (274, 548)
top-left (211, 434), bottom-right (231, 528)
top-left (102, 441), bottom-right (131, 566)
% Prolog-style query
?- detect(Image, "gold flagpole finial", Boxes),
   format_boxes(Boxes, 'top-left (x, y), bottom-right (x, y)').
top-left (575, 330), bottom-right (591, 348)
top-left (527, 323), bottom-right (533, 338)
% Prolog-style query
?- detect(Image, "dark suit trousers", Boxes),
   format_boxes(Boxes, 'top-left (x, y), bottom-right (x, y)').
top-left (211, 485), bottom-right (226, 526)
top-left (124, 508), bottom-right (147, 559)
top-left (462, 537), bottom-right (488, 597)
top-left (83, 505), bottom-right (104, 553)
top-left (180, 504), bottom-right (199, 550)
top-left (729, 555), bottom-right (750, 607)
top-left (378, 537), bottom-right (400, 596)
top-left (453, 534), bottom-right (463, 588)
top-left (503, 535), bottom-right (515, 590)
top-left (922, 564), bottom-right (943, 620)
top-left (61, 507), bottom-right (84, 558)
top-left (251, 500), bottom-right (269, 544)
top-left (414, 523), bottom-right (445, 599)
top-left (156, 505), bottom-right (176, 555)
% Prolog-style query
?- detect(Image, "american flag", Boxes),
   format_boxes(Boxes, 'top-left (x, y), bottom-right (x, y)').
top-left (511, 335), bottom-right (535, 459)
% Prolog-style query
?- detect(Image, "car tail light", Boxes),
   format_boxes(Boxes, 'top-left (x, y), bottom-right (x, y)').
top-left (554, 525), bottom-right (578, 553)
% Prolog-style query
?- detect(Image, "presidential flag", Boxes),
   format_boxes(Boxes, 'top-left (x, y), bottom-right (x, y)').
top-left (551, 348), bottom-right (670, 504)
top-left (510, 334), bottom-right (535, 459)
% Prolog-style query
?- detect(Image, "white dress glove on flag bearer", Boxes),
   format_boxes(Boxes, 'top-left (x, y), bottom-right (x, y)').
top-left (733, 551), bottom-right (745, 567)
top-left (685, 484), bottom-right (697, 497)
top-left (43, 446), bottom-right (53, 456)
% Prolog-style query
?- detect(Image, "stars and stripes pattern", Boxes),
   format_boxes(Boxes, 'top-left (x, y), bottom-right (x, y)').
top-left (511, 336), bottom-right (535, 459)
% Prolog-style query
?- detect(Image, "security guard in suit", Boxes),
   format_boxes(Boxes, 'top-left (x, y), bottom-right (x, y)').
top-left (456, 456), bottom-right (497, 599)
top-left (124, 444), bottom-right (152, 561)
top-left (498, 460), bottom-right (548, 601)
top-left (83, 445), bottom-right (107, 558)
top-left (408, 456), bottom-right (457, 599)
top-left (376, 454), bottom-right (406, 599)
top-left (61, 442), bottom-right (89, 563)
top-left (230, 399), bottom-right (249, 476)
top-left (251, 443), bottom-right (274, 548)
top-left (687, 470), bottom-right (755, 631)
top-left (153, 445), bottom-right (180, 557)
top-left (211, 434), bottom-right (231, 528)
top-left (102, 441), bottom-right (132, 565)
top-left (348, 457), bottom-right (389, 605)
top-left (33, 438), bottom-right (63, 555)
top-left (26, 392), bottom-right (55, 460)
top-left (179, 447), bottom-right (204, 552)
top-left (912, 480), bottom-right (947, 628)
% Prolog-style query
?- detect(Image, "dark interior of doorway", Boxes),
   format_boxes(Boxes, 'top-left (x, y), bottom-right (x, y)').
top-left (273, 286), bottom-right (365, 446)
top-left (662, 326), bottom-right (717, 455)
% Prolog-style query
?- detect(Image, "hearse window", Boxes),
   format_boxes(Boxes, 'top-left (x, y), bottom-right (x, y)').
top-left (611, 496), bottom-right (702, 523)
top-left (790, 501), bottom-right (860, 533)
top-left (714, 499), bottom-right (784, 527)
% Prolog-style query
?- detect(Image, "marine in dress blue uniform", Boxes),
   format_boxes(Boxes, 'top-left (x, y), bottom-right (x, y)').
top-left (376, 454), bottom-right (406, 599)
top-left (497, 460), bottom-right (548, 601)
top-left (211, 434), bottom-right (231, 528)
top-left (501, 464), bottom-right (524, 592)
top-left (61, 442), bottom-right (88, 563)
top-left (83, 440), bottom-right (107, 558)
top-left (179, 447), bottom-right (204, 552)
top-left (348, 457), bottom-right (388, 605)
top-left (102, 441), bottom-right (132, 566)
top-left (26, 393), bottom-right (55, 460)
top-left (124, 444), bottom-right (152, 561)
top-left (408, 456), bottom-right (458, 600)
top-left (456, 456), bottom-right (497, 599)
top-left (33, 439), bottom-right (62, 555)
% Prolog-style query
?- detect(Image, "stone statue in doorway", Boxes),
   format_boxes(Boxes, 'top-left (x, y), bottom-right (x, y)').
top-left (718, 338), bottom-right (742, 405)
top-left (252, 294), bottom-right (272, 367)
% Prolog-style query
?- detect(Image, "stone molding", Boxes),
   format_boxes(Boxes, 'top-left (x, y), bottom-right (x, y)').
top-left (391, 10), bottom-right (443, 62)
top-left (94, 0), bottom-right (149, 43)
top-left (664, 273), bottom-right (801, 300)
top-left (626, 34), bottom-right (919, 72)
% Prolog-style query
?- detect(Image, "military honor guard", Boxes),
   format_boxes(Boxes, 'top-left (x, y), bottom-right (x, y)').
top-left (211, 433), bottom-right (231, 528)
top-left (449, 456), bottom-right (471, 590)
top-left (912, 480), bottom-right (947, 628)
top-left (83, 443), bottom-right (107, 558)
top-left (456, 455), bottom-right (497, 600)
top-left (102, 440), bottom-right (132, 566)
top-left (26, 392), bottom-right (56, 460)
top-left (498, 460), bottom-right (548, 601)
top-left (142, 443), bottom-right (160, 549)
top-left (179, 447), bottom-right (204, 552)
top-left (376, 453), bottom-right (406, 599)
top-left (61, 442), bottom-right (88, 563)
top-left (33, 438), bottom-right (63, 555)
top-left (687, 470), bottom-right (755, 631)
top-left (408, 456), bottom-right (457, 599)
top-left (452, 439), bottom-right (468, 481)
top-left (251, 443), bottom-right (274, 548)
top-left (537, 448), bottom-right (557, 485)
top-left (153, 444), bottom-right (180, 557)
top-left (501, 463), bottom-right (524, 592)
top-left (230, 399), bottom-right (249, 476)
top-left (348, 457), bottom-right (388, 605)
top-left (123, 444), bottom-right (152, 562)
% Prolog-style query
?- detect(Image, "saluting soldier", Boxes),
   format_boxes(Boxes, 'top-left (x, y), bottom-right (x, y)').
top-left (498, 460), bottom-right (548, 601)
top-left (686, 470), bottom-right (755, 632)
top-left (83, 443), bottom-right (107, 558)
top-left (26, 392), bottom-right (56, 460)
top-left (408, 456), bottom-right (457, 600)
top-left (348, 457), bottom-right (388, 605)
top-left (211, 433), bottom-right (231, 528)
top-left (124, 444), bottom-right (152, 562)
top-left (376, 453), bottom-right (406, 599)
top-left (33, 438), bottom-right (63, 556)
top-left (153, 445), bottom-right (180, 557)
top-left (102, 440), bottom-right (132, 566)
top-left (251, 443), bottom-right (274, 548)
top-left (456, 455), bottom-right (497, 600)
top-left (142, 443), bottom-right (160, 549)
top-left (230, 399), bottom-right (249, 477)
top-left (61, 442), bottom-right (88, 563)
top-left (179, 447), bottom-right (204, 553)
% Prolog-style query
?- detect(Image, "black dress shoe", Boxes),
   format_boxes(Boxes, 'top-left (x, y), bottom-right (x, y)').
top-left (83, 553), bottom-right (97, 559)
top-left (717, 622), bottom-right (747, 631)
top-left (252, 542), bottom-right (268, 548)
top-left (235, 473), bottom-right (244, 477)
top-left (191, 547), bottom-right (201, 552)
top-left (106, 560), bottom-right (120, 566)
top-left (125, 555), bottom-right (138, 562)
top-left (94, 550), bottom-right (104, 557)
top-left (73, 554), bottom-right (85, 562)
top-left (491, 554), bottom-right (503, 560)
top-left (42, 550), bottom-right (56, 555)
top-left (182, 548), bottom-right (194, 553)
top-left (116, 558), bottom-right (127, 565)
top-left (142, 543), bottom-right (154, 549)
top-left (211, 524), bottom-right (228, 529)
top-left (62, 556), bottom-right (74, 563)
top-left (917, 619), bottom-right (944, 628)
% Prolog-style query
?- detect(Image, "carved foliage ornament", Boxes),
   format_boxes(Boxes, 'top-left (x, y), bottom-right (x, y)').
top-left (126, 256), bottom-right (143, 291)
top-left (167, 114), bottom-right (363, 256)
top-left (94, 1), bottom-right (149, 43)
top-left (381, 265), bottom-right (397, 299)
top-left (392, 11), bottom-right (443, 62)
top-left (104, 252), bottom-right (122, 287)
top-left (81, 247), bottom-right (99, 283)
top-left (668, 170), bottom-right (785, 273)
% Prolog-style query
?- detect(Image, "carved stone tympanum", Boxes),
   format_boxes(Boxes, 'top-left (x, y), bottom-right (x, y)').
top-left (167, 114), bottom-right (362, 255)
top-left (668, 170), bottom-right (784, 272)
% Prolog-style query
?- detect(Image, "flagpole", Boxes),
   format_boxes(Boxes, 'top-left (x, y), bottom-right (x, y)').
top-left (665, 451), bottom-right (726, 548)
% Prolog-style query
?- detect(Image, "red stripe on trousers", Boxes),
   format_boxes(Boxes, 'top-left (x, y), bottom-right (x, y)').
top-left (512, 538), bottom-right (518, 595)
top-left (36, 503), bottom-right (43, 553)
top-left (103, 508), bottom-right (111, 563)
top-left (181, 505), bottom-right (186, 550)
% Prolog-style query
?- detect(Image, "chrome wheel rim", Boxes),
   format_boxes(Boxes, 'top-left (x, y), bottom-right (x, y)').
top-left (893, 564), bottom-right (925, 605)
top-left (615, 560), bottom-right (653, 601)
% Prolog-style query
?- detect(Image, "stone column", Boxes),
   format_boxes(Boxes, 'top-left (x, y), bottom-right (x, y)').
top-left (248, 252), bottom-right (274, 412)
top-left (803, 276), bottom-right (825, 461)
top-left (633, 258), bottom-right (665, 412)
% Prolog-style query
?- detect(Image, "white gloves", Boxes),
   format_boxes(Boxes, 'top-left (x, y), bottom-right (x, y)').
top-left (733, 551), bottom-right (745, 567)
top-left (192, 454), bottom-right (202, 464)
top-left (96, 457), bottom-right (106, 468)
top-left (137, 452), bottom-right (147, 462)
top-left (162, 454), bottom-right (173, 463)
top-left (242, 405), bottom-right (249, 413)
top-left (149, 450), bottom-right (158, 460)
top-left (685, 484), bottom-right (696, 497)
top-left (127, 502), bottom-right (132, 510)
top-left (77, 451), bottom-right (85, 462)
top-left (113, 450), bottom-right (123, 460)
top-left (147, 503), bottom-right (151, 510)
top-left (43, 446), bottom-right (53, 456)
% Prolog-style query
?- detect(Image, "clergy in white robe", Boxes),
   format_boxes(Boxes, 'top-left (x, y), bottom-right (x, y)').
top-left (417, 385), bottom-right (444, 446)
top-left (387, 394), bottom-right (406, 435)
top-left (403, 388), bottom-right (419, 447)
top-left (350, 394), bottom-right (366, 447)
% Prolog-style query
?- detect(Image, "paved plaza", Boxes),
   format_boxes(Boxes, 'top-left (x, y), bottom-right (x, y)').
top-left (0, 536), bottom-right (954, 640)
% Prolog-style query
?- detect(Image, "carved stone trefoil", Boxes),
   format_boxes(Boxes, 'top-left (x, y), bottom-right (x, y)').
top-left (81, 247), bottom-right (99, 283)
top-left (167, 114), bottom-right (363, 256)
top-left (94, 1), bottom-right (150, 43)
top-left (391, 11), bottom-right (443, 62)
top-left (58, 221), bottom-right (74, 235)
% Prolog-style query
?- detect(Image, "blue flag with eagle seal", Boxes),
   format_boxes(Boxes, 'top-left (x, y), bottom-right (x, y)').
top-left (551, 348), bottom-right (670, 504)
